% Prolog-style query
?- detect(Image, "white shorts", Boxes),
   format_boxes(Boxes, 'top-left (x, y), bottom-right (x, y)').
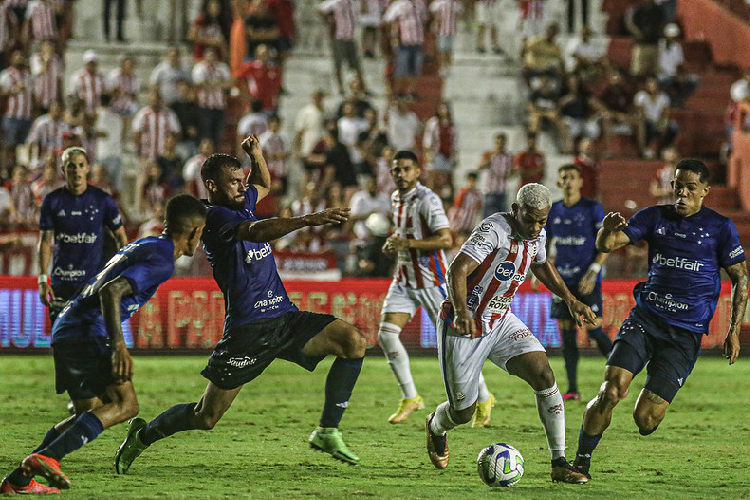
top-left (475, 1), bottom-right (503, 26)
top-left (437, 312), bottom-right (545, 410)
top-left (381, 281), bottom-right (447, 323)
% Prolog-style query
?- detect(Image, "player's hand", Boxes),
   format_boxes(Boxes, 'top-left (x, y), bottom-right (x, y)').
top-left (566, 299), bottom-right (596, 327)
top-left (724, 332), bottom-right (740, 365)
top-left (578, 271), bottom-right (597, 295)
top-left (381, 239), bottom-right (396, 256)
top-left (241, 135), bottom-right (263, 157)
top-left (303, 207), bottom-right (350, 226)
top-left (111, 342), bottom-right (134, 381)
top-left (38, 282), bottom-right (55, 307)
top-left (384, 235), bottom-right (409, 252)
top-left (453, 308), bottom-right (476, 337)
top-left (601, 212), bottom-right (627, 233)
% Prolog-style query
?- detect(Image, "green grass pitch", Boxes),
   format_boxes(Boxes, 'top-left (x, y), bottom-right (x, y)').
top-left (1, 354), bottom-right (749, 499)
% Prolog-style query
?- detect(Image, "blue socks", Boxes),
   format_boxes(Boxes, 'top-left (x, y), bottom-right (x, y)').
top-left (320, 357), bottom-right (363, 428)
top-left (33, 426), bottom-right (61, 454)
top-left (140, 403), bottom-right (198, 445)
top-left (576, 429), bottom-right (602, 463)
top-left (40, 412), bottom-right (103, 461)
top-left (560, 328), bottom-right (579, 393)
top-left (588, 327), bottom-right (613, 357)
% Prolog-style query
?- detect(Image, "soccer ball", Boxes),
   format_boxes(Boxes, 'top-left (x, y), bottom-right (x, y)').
top-left (364, 212), bottom-right (391, 237)
top-left (476, 443), bottom-right (525, 487)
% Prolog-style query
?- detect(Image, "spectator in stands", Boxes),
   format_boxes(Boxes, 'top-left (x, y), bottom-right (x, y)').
top-left (107, 55), bottom-right (140, 136)
top-left (26, 99), bottom-right (68, 169)
top-left (527, 74), bottom-right (568, 151)
top-left (422, 100), bottom-right (457, 201)
top-left (70, 50), bottom-right (105, 112)
top-left (385, 94), bottom-right (420, 152)
top-left (0, 183), bottom-right (11, 225)
top-left (375, 144), bottom-right (397, 197)
top-left (358, 107), bottom-right (389, 175)
top-left (593, 69), bottom-right (645, 158)
top-left (319, 0), bottom-right (368, 97)
top-left (138, 200), bottom-right (165, 238)
top-left (23, 0), bottom-right (60, 49)
top-left (624, 0), bottom-right (665, 77)
top-left (267, 0), bottom-right (295, 73)
top-left (239, 43), bottom-right (282, 112)
top-left (150, 47), bottom-right (192, 106)
top-left (559, 73), bottom-right (599, 153)
top-left (348, 173), bottom-right (390, 242)
top-left (133, 88), bottom-right (182, 162)
top-left (237, 98), bottom-right (268, 157)
top-left (657, 23), bottom-right (699, 108)
top-left (30, 39), bottom-right (63, 114)
top-left (383, 0), bottom-right (428, 97)
top-left (514, 132), bottom-right (545, 187)
top-left (170, 78), bottom-right (200, 159)
top-left (478, 131), bottom-right (515, 217)
top-left (290, 180), bottom-right (327, 251)
top-left (295, 88), bottom-right (326, 179)
top-left (183, 137), bottom-right (214, 199)
top-left (566, 25), bottom-right (605, 82)
top-left (156, 132), bottom-right (185, 191)
top-left (572, 136), bottom-right (599, 199)
top-left (473, 0), bottom-right (499, 55)
top-left (335, 76), bottom-right (373, 118)
top-left (5, 164), bottom-right (35, 226)
top-left (449, 171), bottom-right (483, 243)
top-left (0, 1), bottom-right (14, 73)
top-left (338, 100), bottom-right (369, 164)
top-left (360, 0), bottom-right (382, 58)
top-left (523, 22), bottom-right (564, 83)
top-left (140, 160), bottom-right (170, 221)
top-left (192, 46), bottom-right (233, 147)
top-left (189, 0), bottom-right (229, 61)
top-left (30, 152), bottom-right (62, 207)
top-left (74, 111), bottom-right (104, 163)
top-left (260, 113), bottom-right (291, 197)
top-left (634, 76), bottom-right (678, 159)
top-left (649, 145), bottom-right (677, 205)
top-left (96, 93), bottom-right (123, 190)
top-left (102, 0), bottom-right (126, 42)
top-left (0, 50), bottom-right (33, 168)
top-left (348, 174), bottom-right (392, 276)
top-left (322, 121), bottom-right (358, 191)
top-left (518, 0), bottom-right (546, 42)
top-left (430, 0), bottom-right (463, 74)
top-left (244, 0), bottom-right (280, 61)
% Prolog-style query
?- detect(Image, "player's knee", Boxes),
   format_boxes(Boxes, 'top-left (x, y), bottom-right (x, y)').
top-left (123, 399), bottom-right (140, 420)
top-left (600, 381), bottom-right (625, 408)
top-left (633, 406), bottom-right (663, 435)
top-left (341, 326), bottom-right (367, 358)
top-left (194, 412), bottom-right (220, 431)
top-left (453, 406), bottom-right (474, 425)
top-left (528, 364), bottom-right (556, 391)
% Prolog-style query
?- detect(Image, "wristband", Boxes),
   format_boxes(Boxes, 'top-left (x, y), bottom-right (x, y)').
top-left (38, 274), bottom-right (48, 285)
top-left (588, 263), bottom-right (601, 274)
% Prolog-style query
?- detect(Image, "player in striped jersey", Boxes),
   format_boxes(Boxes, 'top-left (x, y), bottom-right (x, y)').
top-left (425, 183), bottom-right (593, 484)
top-left (379, 151), bottom-right (495, 426)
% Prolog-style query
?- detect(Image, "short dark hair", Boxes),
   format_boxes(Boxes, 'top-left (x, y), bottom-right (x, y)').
top-left (200, 153), bottom-right (242, 183)
top-left (467, 172), bottom-right (478, 181)
top-left (558, 163), bottom-right (581, 175)
top-left (393, 150), bottom-right (418, 164)
top-left (675, 158), bottom-right (710, 183)
top-left (494, 132), bottom-right (507, 141)
top-left (165, 194), bottom-right (207, 235)
top-left (250, 98), bottom-right (263, 113)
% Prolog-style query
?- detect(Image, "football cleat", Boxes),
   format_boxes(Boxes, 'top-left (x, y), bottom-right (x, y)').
top-left (114, 417), bottom-right (149, 474)
top-left (471, 393), bottom-right (496, 428)
top-left (388, 395), bottom-right (425, 424)
top-left (21, 454), bottom-right (70, 490)
top-left (562, 392), bottom-right (582, 401)
top-left (572, 457), bottom-right (592, 480)
top-left (308, 427), bottom-right (360, 465)
top-left (1, 476), bottom-right (61, 494)
top-left (425, 413), bottom-right (449, 469)
top-left (551, 459), bottom-right (589, 484)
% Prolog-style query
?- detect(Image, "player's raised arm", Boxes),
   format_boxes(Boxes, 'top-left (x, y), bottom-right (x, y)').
top-left (99, 277), bottom-right (135, 381)
top-left (595, 212), bottom-right (630, 253)
top-left (531, 260), bottom-right (596, 327)
top-left (724, 260), bottom-right (749, 364)
top-left (236, 207), bottom-right (351, 243)
top-left (383, 227), bottom-right (452, 254)
top-left (242, 135), bottom-right (271, 203)
top-left (446, 253), bottom-right (480, 337)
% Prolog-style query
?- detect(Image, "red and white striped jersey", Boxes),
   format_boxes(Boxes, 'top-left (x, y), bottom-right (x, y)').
top-left (390, 182), bottom-right (450, 289)
top-left (30, 52), bottom-right (63, 109)
top-left (0, 2), bottom-right (12, 52)
top-left (455, 213), bottom-right (546, 332)
top-left (319, 0), bottom-right (357, 40)
top-left (429, 0), bottom-right (463, 36)
top-left (383, 0), bottom-right (427, 46)
top-left (450, 186), bottom-right (483, 233)
top-left (27, 113), bottom-right (69, 166)
top-left (183, 153), bottom-right (208, 199)
top-left (259, 129), bottom-right (288, 177)
top-left (107, 68), bottom-right (141, 115)
top-left (132, 106), bottom-right (182, 159)
top-left (482, 150), bottom-right (514, 195)
top-left (26, 0), bottom-right (58, 41)
top-left (70, 68), bottom-right (105, 111)
top-left (0, 66), bottom-right (33, 120)
top-left (192, 61), bottom-right (231, 109)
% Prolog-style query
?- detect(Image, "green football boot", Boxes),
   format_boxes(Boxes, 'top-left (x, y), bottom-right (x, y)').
top-left (308, 427), bottom-right (360, 465)
top-left (114, 418), bottom-right (149, 474)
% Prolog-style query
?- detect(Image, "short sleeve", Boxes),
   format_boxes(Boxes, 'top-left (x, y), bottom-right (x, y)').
top-left (131, 108), bottom-right (145, 132)
top-left (39, 194), bottom-right (54, 229)
top-left (621, 207), bottom-right (656, 245)
top-left (634, 91), bottom-right (646, 107)
top-left (103, 195), bottom-right (123, 230)
top-left (167, 110), bottom-right (181, 133)
top-left (460, 218), bottom-right (502, 264)
top-left (382, 1), bottom-right (400, 22)
top-left (192, 64), bottom-right (206, 84)
top-left (0, 71), bottom-right (11, 91)
top-left (718, 219), bottom-right (746, 268)
top-left (419, 191), bottom-right (450, 231)
top-left (593, 202), bottom-right (605, 231)
top-left (319, 0), bottom-right (337, 13)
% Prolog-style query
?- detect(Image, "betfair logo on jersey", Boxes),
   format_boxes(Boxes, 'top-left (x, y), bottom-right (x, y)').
top-left (652, 252), bottom-right (704, 272)
top-left (494, 261), bottom-right (525, 282)
top-left (56, 232), bottom-right (98, 244)
top-left (245, 242), bottom-right (272, 263)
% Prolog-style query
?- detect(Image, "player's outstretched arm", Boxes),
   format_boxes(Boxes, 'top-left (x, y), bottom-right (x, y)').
top-left (100, 277), bottom-right (135, 381)
top-left (724, 260), bottom-right (749, 365)
top-left (37, 229), bottom-right (55, 306)
top-left (241, 135), bottom-right (271, 203)
top-left (595, 212), bottom-right (630, 253)
top-left (236, 207), bottom-right (351, 243)
top-left (446, 253), bottom-right (480, 337)
top-left (531, 261), bottom-right (596, 327)
top-left (382, 228), bottom-right (452, 254)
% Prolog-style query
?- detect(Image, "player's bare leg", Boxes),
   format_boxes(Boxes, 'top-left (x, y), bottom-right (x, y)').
top-left (633, 389), bottom-right (669, 436)
top-left (507, 351), bottom-right (587, 484)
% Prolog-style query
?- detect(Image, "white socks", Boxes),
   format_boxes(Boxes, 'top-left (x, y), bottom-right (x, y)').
top-left (477, 372), bottom-right (491, 403)
top-left (535, 383), bottom-right (566, 460)
top-left (429, 401), bottom-right (457, 435)
top-left (378, 322), bottom-right (417, 399)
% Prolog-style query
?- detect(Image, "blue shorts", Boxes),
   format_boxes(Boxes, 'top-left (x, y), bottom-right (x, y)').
top-left (394, 45), bottom-right (424, 77)
top-left (201, 311), bottom-right (337, 390)
top-left (607, 307), bottom-right (701, 403)
top-left (550, 281), bottom-right (603, 320)
top-left (53, 336), bottom-right (116, 400)
top-left (2, 116), bottom-right (32, 147)
top-left (437, 35), bottom-right (454, 54)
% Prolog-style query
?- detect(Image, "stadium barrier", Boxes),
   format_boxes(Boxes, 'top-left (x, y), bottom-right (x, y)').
top-left (0, 277), bottom-right (745, 353)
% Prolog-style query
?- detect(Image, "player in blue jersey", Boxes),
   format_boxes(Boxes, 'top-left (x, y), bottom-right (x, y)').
top-left (38, 146), bottom-right (129, 323)
top-left (0, 194), bottom-right (207, 495)
top-left (114, 136), bottom-right (367, 474)
top-left (546, 164), bottom-right (612, 401)
top-left (571, 159), bottom-right (749, 480)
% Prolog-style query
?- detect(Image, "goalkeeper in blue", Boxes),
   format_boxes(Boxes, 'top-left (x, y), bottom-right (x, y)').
top-left (572, 159), bottom-right (748, 480)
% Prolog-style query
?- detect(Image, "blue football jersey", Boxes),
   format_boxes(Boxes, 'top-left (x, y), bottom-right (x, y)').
top-left (52, 235), bottom-right (176, 342)
top-left (547, 198), bottom-right (605, 285)
top-left (623, 205), bottom-right (746, 334)
top-left (201, 186), bottom-right (297, 333)
top-left (39, 186), bottom-right (123, 287)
